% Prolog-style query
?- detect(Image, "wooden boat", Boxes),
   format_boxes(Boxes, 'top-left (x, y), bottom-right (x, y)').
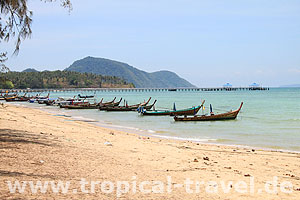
top-left (78, 94), bottom-right (95, 99)
top-left (98, 97), bottom-right (122, 108)
top-left (103, 106), bottom-right (137, 111)
top-left (44, 99), bottom-right (56, 106)
top-left (174, 102), bottom-right (243, 121)
top-left (101, 97), bottom-right (151, 111)
top-left (38, 99), bottom-right (48, 104)
top-left (29, 93), bottom-right (50, 103)
top-left (98, 97), bottom-right (117, 107)
top-left (138, 100), bottom-right (157, 111)
top-left (141, 100), bottom-right (204, 116)
top-left (0, 93), bottom-right (17, 100)
top-left (59, 101), bottom-right (88, 108)
top-left (63, 103), bottom-right (99, 109)
top-left (133, 97), bottom-right (151, 107)
top-left (5, 93), bottom-right (30, 102)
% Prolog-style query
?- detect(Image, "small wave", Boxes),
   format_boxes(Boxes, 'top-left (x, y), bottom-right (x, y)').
top-left (155, 130), bottom-right (167, 134)
top-left (150, 134), bottom-right (216, 142)
top-left (106, 124), bottom-right (140, 131)
top-left (71, 116), bottom-right (98, 122)
top-left (215, 139), bottom-right (234, 142)
top-left (147, 130), bottom-right (156, 133)
top-left (53, 114), bottom-right (71, 117)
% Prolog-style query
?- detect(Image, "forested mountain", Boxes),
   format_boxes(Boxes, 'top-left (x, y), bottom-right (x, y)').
top-left (22, 68), bottom-right (39, 72)
top-left (65, 57), bottom-right (195, 88)
top-left (0, 71), bottom-right (134, 89)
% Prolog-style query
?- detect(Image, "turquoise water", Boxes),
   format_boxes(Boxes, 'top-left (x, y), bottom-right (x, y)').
top-left (10, 88), bottom-right (300, 152)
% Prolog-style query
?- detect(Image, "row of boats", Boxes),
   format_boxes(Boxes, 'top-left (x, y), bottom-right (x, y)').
top-left (0, 93), bottom-right (243, 121)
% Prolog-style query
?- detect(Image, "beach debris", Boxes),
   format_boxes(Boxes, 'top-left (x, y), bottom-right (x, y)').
top-left (251, 149), bottom-right (255, 152)
top-left (193, 158), bottom-right (199, 162)
top-left (224, 166), bottom-right (232, 169)
top-left (244, 174), bottom-right (251, 177)
top-left (109, 132), bottom-right (115, 135)
top-left (40, 160), bottom-right (45, 164)
top-left (203, 156), bottom-right (209, 161)
top-left (104, 141), bottom-right (113, 146)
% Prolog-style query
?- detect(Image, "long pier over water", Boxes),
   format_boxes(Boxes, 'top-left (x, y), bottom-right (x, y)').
top-left (1, 87), bottom-right (269, 93)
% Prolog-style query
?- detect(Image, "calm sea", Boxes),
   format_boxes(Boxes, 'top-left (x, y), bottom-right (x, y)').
top-left (10, 88), bottom-right (300, 152)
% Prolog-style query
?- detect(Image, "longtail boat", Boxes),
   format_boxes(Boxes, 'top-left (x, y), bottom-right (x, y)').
top-left (98, 97), bottom-right (122, 108)
top-left (5, 93), bottom-right (30, 102)
top-left (59, 100), bottom-right (88, 108)
top-left (141, 100), bottom-right (204, 116)
top-left (29, 93), bottom-right (50, 103)
top-left (63, 103), bottom-right (99, 109)
top-left (78, 94), bottom-right (95, 99)
top-left (0, 93), bottom-right (17, 100)
top-left (138, 100), bottom-right (157, 111)
top-left (98, 97), bottom-right (117, 107)
top-left (44, 99), bottom-right (56, 105)
top-left (101, 97), bottom-right (152, 111)
top-left (174, 102), bottom-right (243, 121)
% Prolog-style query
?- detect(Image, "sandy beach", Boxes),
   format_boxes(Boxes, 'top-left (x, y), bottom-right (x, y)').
top-left (0, 104), bottom-right (299, 199)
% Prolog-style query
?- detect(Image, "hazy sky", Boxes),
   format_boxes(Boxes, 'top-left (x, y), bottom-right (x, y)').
top-left (2, 0), bottom-right (300, 87)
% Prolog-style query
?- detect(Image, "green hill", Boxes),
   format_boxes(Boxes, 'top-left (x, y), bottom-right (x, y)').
top-left (0, 70), bottom-right (134, 89)
top-left (65, 56), bottom-right (195, 88)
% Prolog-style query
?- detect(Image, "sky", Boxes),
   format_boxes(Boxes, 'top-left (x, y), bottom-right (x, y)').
top-left (2, 0), bottom-right (300, 87)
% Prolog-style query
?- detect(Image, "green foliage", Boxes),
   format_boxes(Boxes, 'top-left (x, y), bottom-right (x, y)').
top-left (1, 70), bottom-right (134, 89)
top-left (65, 56), bottom-right (195, 88)
top-left (0, 0), bottom-right (72, 71)
top-left (0, 79), bottom-right (14, 89)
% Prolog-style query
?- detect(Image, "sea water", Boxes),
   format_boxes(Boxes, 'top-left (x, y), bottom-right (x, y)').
top-left (10, 88), bottom-right (300, 152)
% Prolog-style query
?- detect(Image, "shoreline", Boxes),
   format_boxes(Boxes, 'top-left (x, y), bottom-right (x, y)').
top-left (10, 102), bottom-right (300, 154)
top-left (1, 104), bottom-right (299, 199)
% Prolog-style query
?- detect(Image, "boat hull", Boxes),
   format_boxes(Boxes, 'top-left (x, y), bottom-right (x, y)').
top-left (64, 104), bottom-right (99, 109)
top-left (174, 102), bottom-right (243, 121)
top-left (142, 103), bottom-right (202, 116)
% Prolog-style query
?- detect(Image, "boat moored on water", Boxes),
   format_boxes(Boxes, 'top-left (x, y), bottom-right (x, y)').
top-left (98, 97), bottom-right (122, 109)
top-left (62, 103), bottom-right (100, 109)
top-left (174, 102), bottom-right (243, 121)
top-left (100, 97), bottom-right (152, 111)
top-left (140, 100), bottom-right (204, 116)
top-left (5, 93), bottom-right (32, 102)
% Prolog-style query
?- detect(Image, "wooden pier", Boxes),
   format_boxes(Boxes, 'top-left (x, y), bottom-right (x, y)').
top-left (1, 87), bottom-right (269, 93)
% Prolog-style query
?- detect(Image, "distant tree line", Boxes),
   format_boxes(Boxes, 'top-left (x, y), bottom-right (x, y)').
top-left (0, 70), bottom-right (135, 89)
